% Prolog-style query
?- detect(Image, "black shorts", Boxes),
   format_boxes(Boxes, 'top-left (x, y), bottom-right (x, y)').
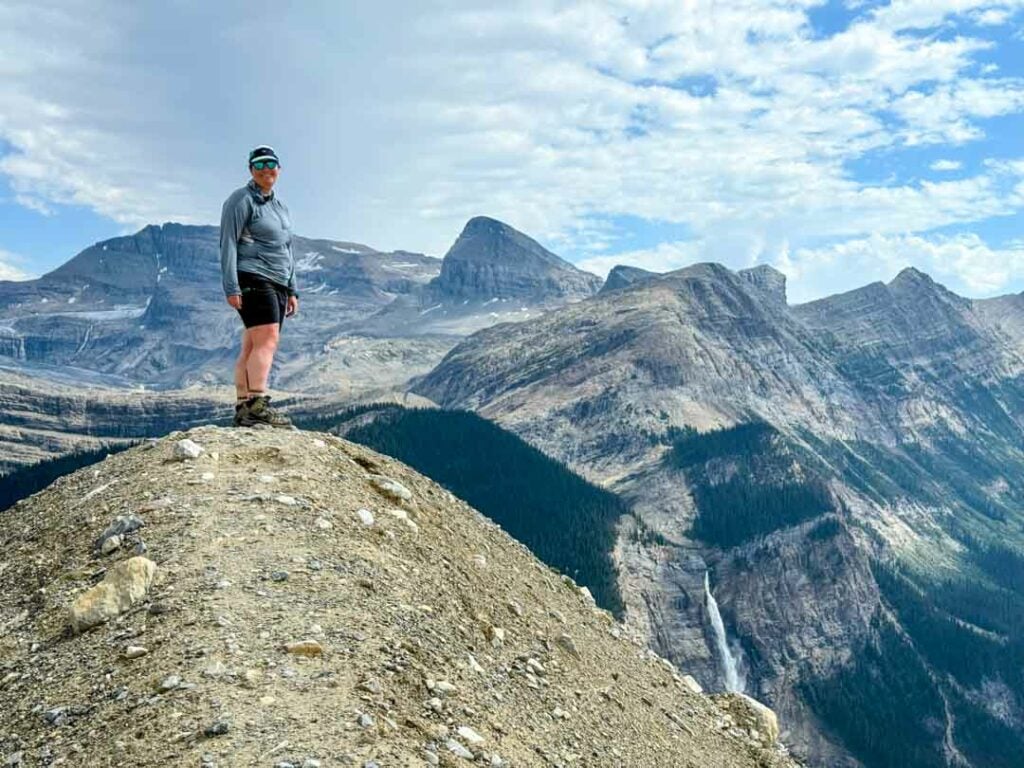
top-left (237, 271), bottom-right (289, 329)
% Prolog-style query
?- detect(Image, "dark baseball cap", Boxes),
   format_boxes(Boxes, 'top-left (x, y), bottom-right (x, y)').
top-left (248, 145), bottom-right (280, 166)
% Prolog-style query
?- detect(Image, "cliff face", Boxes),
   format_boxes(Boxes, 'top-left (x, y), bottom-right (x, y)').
top-left (414, 264), bottom-right (1024, 767)
top-left (0, 368), bottom-right (222, 473)
top-left (0, 425), bottom-right (798, 768)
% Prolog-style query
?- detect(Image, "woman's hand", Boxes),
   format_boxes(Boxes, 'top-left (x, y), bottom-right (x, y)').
top-left (286, 295), bottom-right (299, 317)
top-left (227, 294), bottom-right (242, 310)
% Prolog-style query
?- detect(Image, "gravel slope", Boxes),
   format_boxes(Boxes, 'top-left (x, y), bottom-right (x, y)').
top-left (0, 425), bottom-right (797, 767)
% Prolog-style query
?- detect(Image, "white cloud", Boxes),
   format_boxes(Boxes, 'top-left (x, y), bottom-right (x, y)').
top-left (0, 0), bottom-right (1021, 296)
top-left (931, 159), bottom-right (964, 171)
top-left (0, 248), bottom-right (34, 281)
top-left (780, 232), bottom-right (1024, 302)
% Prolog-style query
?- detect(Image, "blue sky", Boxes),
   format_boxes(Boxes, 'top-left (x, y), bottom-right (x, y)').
top-left (1, 0), bottom-right (1023, 302)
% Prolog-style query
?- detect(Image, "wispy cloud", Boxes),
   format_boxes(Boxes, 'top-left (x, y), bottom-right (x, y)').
top-left (0, 248), bottom-right (33, 281)
top-left (1, 0), bottom-right (1023, 300)
top-left (930, 159), bottom-right (964, 171)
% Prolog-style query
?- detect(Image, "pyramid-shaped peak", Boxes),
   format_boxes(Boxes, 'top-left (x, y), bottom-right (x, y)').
top-left (889, 266), bottom-right (934, 289)
top-left (430, 217), bottom-right (601, 301)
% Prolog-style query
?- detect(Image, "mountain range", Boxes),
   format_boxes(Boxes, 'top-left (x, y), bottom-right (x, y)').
top-left (3, 216), bottom-right (1024, 767)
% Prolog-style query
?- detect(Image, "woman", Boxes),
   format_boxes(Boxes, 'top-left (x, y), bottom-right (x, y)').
top-left (219, 145), bottom-right (299, 428)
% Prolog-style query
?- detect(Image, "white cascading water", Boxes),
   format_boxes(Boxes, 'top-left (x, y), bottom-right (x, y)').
top-left (704, 570), bottom-right (746, 693)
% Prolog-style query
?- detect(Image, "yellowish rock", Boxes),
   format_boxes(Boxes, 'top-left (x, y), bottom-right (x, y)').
top-left (284, 639), bottom-right (323, 657)
top-left (68, 557), bottom-right (157, 634)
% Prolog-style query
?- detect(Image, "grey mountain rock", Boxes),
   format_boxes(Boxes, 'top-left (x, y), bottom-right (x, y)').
top-left (413, 262), bottom-right (1024, 767)
top-left (599, 265), bottom-right (659, 293)
top-left (428, 216), bottom-right (601, 302)
top-left (355, 216), bottom-right (601, 337)
top-left (738, 265), bottom-right (787, 305)
top-left (0, 224), bottom-right (442, 391)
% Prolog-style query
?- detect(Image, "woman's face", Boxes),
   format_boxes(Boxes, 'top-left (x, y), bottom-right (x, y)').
top-left (250, 162), bottom-right (280, 190)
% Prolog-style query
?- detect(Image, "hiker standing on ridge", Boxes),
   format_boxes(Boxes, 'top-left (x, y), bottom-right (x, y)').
top-left (220, 145), bottom-right (298, 428)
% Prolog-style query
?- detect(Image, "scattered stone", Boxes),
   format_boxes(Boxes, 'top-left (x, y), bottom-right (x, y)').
top-left (284, 640), bottom-right (323, 657)
top-left (100, 534), bottom-right (122, 555)
top-left (457, 725), bottom-right (485, 745)
top-left (258, 474), bottom-right (278, 484)
top-left (158, 675), bottom-right (181, 693)
top-left (358, 678), bottom-right (383, 695)
top-left (314, 517), bottom-right (333, 530)
top-left (357, 713), bottom-right (375, 728)
top-left (428, 679), bottom-right (458, 698)
top-left (276, 495), bottom-right (299, 506)
top-left (203, 719), bottom-right (231, 737)
top-left (200, 472), bottom-right (215, 482)
top-left (468, 654), bottom-right (485, 674)
top-left (270, 571), bottom-right (289, 582)
top-left (173, 439), bottom-right (203, 460)
top-left (472, 553), bottom-right (487, 568)
top-left (681, 675), bottom-right (704, 695)
top-left (557, 633), bottom-right (581, 659)
top-left (94, 514), bottom-right (145, 553)
top-left (386, 508), bottom-right (419, 532)
top-left (356, 509), bottom-right (375, 526)
top-left (124, 645), bottom-right (148, 659)
top-left (68, 556), bottom-right (157, 633)
top-left (487, 626), bottom-right (506, 647)
top-left (368, 475), bottom-right (413, 502)
top-left (507, 599), bottom-right (524, 617)
top-left (712, 692), bottom-right (780, 745)
top-left (446, 739), bottom-right (473, 759)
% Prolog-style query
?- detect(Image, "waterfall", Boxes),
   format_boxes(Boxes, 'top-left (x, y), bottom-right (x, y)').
top-left (704, 570), bottom-right (746, 693)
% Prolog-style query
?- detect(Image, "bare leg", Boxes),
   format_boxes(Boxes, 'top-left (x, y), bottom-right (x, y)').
top-left (234, 329), bottom-right (254, 400)
top-left (245, 323), bottom-right (280, 393)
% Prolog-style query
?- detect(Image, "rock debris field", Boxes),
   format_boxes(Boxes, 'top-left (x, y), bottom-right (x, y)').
top-left (0, 425), bottom-right (799, 767)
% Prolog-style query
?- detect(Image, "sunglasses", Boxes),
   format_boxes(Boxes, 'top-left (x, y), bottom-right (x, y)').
top-left (251, 160), bottom-right (279, 170)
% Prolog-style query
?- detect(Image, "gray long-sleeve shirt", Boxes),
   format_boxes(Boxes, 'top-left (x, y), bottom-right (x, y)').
top-left (220, 179), bottom-right (297, 297)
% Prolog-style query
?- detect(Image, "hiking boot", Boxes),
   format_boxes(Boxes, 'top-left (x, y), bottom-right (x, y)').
top-left (232, 400), bottom-right (249, 427)
top-left (238, 395), bottom-right (293, 429)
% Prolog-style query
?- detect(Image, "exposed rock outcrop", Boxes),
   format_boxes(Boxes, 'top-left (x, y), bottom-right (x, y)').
top-left (599, 265), bottom-right (659, 294)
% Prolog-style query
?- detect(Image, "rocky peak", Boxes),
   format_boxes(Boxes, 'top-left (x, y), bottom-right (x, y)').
top-left (429, 216), bottom-right (602, 301)
top-left (738, 265), bottom-right (787, 306)
top-left (599, 265), bottom-right (658, 293)
top-left (0, 426), bottom-right (795, 767)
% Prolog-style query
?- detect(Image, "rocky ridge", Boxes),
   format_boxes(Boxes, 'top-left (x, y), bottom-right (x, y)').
top-left (0, 426), bottom-right (797, 767)
top-left (414, 262), bottom-right (1024, 766)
